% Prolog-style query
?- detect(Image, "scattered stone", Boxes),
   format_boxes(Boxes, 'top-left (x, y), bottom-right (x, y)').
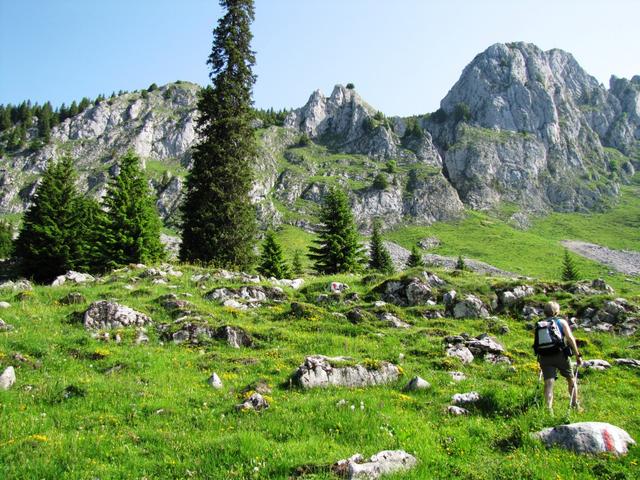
top-left (378, 312), bottom-right (411, 329)
top-left (0, 366), bottom-right (16, 390)
top-left (377, 277), bottom-right (433, 307)
top-left (0, 301), bottom-right (10, 309)
top-left (0, 279), bottom-right (32, 291)
top-left (453, 295), bottom-right (489, 319)
top-left (291, 355), bottom-right (400, 389)
top-left (403, 376), bottom-right (431, 391)
top-left (373, 301), bottom-right (386, 307)
top-left (446, 345), bottom-right (474, 364)
top-left (448, 371), bottom-right (466, 382)
top-left (452, 391), bottom-right (481, 405)
top-left (447, 405), bottom-right (469, 416)
top-left (51, 271), bottom-right (95, 287)
top-left (204, 285), bottom-right (285, 307)
top-left (241, 379), bottom-right (272, 395)
top-left (83, 301), bottom-right (152, 330)
top-left (465, 334), bottom-right (505, 356)
top-left (12, 352), bottom-right (42, 369)
top-left (571, 278), bottom-right (616, 296)
top-left (522, 305), bottom-right (543, 321)
top-left (152, 278), bottom-right (167, 285)
top-left (208, 373), bottom-right (223, 389)
top-left (535, 422), bottom-right (636, 456)
top-left (0, 319), bottom-right (14, 331)
top-left (59, 292), bottom-right (86, 305)
top-left (484, 353), bottom-right (512, 365)
top-left (235, 392), bottom-right (269, 412)
top-left (583, 359), bottom-right (611, 371)
top-left (498, 285), bottom-right (534, 307)
top-left (135, 330), bottom-right (149, 345)
top-left (614, 358), bottom-right (640, 368)
top-left (270, 278), bottom-right (304, 290)
top-left (329, 282), bottom-right (350, 294)
top-left (332, 450), bottom-right (418, 480)
top-left (223, 299), bottom-right (248, 310)
top-left (215, 325), bottom-right (253, 348)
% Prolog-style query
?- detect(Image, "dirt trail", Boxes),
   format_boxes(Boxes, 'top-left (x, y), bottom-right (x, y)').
top-left (561, 240), bottom-right (640, 276)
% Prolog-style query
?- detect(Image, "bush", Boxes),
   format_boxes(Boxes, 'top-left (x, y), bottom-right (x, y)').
top-left (0, 220), bottom-right (13, 258)
top-left (372, 173), bottom-right (389, 190)
top-left (147, 83), bottom-right (158, 92)
top-left (346, 83), bottom-right (355, 90)
top-left (431, 108), bottom-right (447, 124)
top-left (384, 160), bottom-right (397, 174)
top-left (297, 133), bottom-right (311, 147)
top-left (453, 102), bottom-right (471, 122)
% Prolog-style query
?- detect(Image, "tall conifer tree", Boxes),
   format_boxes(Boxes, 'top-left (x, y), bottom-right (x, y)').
top-left (101, 151), bottom-right (164, 268)
top-left (308, 188), bottom-right (365, 274)
top-left (15, 157), bottom-right (86, 281)
top-left (368, 220), bottom-right (394, 274)
top-left (180, 0), bottom-right (258, 269)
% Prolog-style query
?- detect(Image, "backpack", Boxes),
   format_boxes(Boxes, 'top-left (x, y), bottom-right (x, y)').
top-left (533, 318), bottom-right (565, 355)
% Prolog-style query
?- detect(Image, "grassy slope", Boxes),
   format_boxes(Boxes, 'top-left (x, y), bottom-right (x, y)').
top-left (1, 267), bottom-right (638, 479)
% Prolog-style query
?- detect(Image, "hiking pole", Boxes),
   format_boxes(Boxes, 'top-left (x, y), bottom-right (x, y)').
top-left (569, 362), bottom-right (580, 410)
top-left (535, 369), bottom-right (543, 408)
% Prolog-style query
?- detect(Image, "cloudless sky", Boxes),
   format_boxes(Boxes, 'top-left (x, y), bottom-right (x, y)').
top-left (1, 0), bottom-right (639, 116)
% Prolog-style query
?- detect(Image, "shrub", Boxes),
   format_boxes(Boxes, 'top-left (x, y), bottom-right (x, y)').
top-left (346, 83), bottom-right (355, 90)
top-left (455, 255), bottom-right (467, 271)
top-left (147, 83), bottom-right (158, 92)
top-left (453, 102), bottom-right (471, 122)
top-left (431, 108), bottom-right (447, 123)
top-left (297, 133), bottom-right (311, 147)
top-left (0, 220), bottom-right (13, 258)
top-left (384, 160), bottom-right (397, 174)
top-left (372, 173), bottom-right (389, 190)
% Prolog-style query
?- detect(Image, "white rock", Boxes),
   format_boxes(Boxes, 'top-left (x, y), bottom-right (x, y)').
top-left (51, 271), bottom-right (95, 287)
top-left (583, 359), bottom-right (611, 371)
top-left (536, 422), bottom-right (636, 456)
top-left (0, 366), bottom-right (16, 390)
top-left (0, 301), bottom-right (10, 309)
top-left (452, 391), bottom-right (480, 405)
top-left (208, 373), bottom-right (223, 389)
top-left (335, 450), bottom-right (418, 480)
top-left (403, 376), bottom-right (431, 391)
top-left (446, 345), bottom-right (474, 364)
top-left (447, 405), bottom-right (469, 415)
top-left (448, 371), bottom-right (466, 382)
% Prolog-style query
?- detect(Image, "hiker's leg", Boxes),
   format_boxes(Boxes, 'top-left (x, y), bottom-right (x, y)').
top-left (568, 376), bottom-right (579, 407)
top-left (544, 378), bottom-right (555, 409)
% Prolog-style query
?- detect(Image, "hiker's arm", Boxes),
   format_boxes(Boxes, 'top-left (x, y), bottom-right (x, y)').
top-left (561, 320), bottom-right (583, 366)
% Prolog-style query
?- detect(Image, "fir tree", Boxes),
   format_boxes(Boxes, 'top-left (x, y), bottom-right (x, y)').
top-left (308, 188), bottom-right (365, 274)
top-left (455, 255), bottom-right (467, 271)
top-left (257, 230), bottom-right (290, 279)
top-left (0, 220), bottom-right (14, 258)
top-left (368, 220), bottom-right (394, 274)
top-left (180, 0), bottom-right (258, 269)
top-left (291, 249), bottom-right (304, 277)
top-left (101, 151), bottom-right (164, 268)
top-left (561, 248), bottom-right (580, 281)
top-left (406, 245), bottom-right (425, 269)
top-left (15, 157), bottom-right (87, 281)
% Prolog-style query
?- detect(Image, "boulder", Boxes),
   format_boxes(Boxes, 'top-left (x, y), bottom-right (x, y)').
top-left (535, 422), bottom-right (635, 456)
top-left (614, 358), bottom-right (640, 369)
top-left (453, 295), bottom-right (489, 319)
top-left (333, 450), bottom-right (418, 480)
top-left (83, 301), bottom-right (152, 330)
top-left (446, 345), bottom-right (474, 364)
top-left (0, 279), bottom-right (32, 291)
top-left (583, 359), bottom-right (611, 371)
top-left (465, 334), bottom-right (505, 355)
top-left (330, 282), bottom-right (350, 294)
top-left (0, 319), bottom-right (14, 331)
top-left (418, 237), bottom-right (440, 250)
top-left (291, 355), bottom-right (400, 389)
top-left (403, 376), bottom-right (431, 391)
top-left (270, 278), bottom-right (304, 290)
top-left (447, 405), bottom-right (469, 415)
top-left (235, 392), bottom-right (269, 412)
top-left (452, 391), bottom-right (481, 405)
top-left (59, 292), bottom-right (87, 305)
top-left (204, 285), bottom-right (285, 307)
top-left (448, 371), bottom-right (466, 382)
top-left (378, 312), bottom-right (411, 329)
top-left (0, 366), bottom-right (16, 390)
top-left (215, 326), bottom-right (253, 348)
top-left (208, 373), bottom-right (223, 389)
top-left (0, 301), bottom-right (10, 309)
top-left (498, 285), bottom-right (535, 307)
top-left (378, 278), bottom-right (433, 307)
top-left (51, 271), bottom-right (95, 287)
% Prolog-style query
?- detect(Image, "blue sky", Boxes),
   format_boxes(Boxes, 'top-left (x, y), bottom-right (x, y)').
top-left (1, 0), bottom-right (639, 116)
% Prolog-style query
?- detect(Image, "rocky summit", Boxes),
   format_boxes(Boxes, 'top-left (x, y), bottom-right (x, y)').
top-left (2, 42), bottom-right (638, 231)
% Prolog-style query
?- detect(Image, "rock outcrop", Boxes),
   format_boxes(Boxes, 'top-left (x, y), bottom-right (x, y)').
top-left (83, 301), bottom-right (151, 330)
top-left (291, 355), bottom-right (400, 389)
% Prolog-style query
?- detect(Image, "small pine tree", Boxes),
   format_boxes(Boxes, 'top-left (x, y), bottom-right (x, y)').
top-left (561, 248), bottom-right (580, 281)
top-left (101, 151), bottom-right (164, 268)
top-left (308, 188), bottom-right (365, 274)
top-left (406, 245), bottom-right (425, 269)
top-left (0, 220), bottom-right (14, 258)
top-left (455, 255), bottom-right (467, 271)
top-left (368, 220), bottom-right (394, 274)
top-left (15, 157), bottom-right (88, 281)
top-left (257, 230), bottom-right (290, 279)
top-left (291, 249), bottom-right (304, 277)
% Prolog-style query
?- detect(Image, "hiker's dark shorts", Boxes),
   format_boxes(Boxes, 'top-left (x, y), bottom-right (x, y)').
top-left (539, 352), bottom-right (573, 380)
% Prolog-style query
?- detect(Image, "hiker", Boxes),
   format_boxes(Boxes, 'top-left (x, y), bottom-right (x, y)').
top-left (533, 301), bottom-right (583, 410)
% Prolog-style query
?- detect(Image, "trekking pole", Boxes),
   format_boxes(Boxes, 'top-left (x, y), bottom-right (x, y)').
top-left (569, 363), bottom-right (580, 410)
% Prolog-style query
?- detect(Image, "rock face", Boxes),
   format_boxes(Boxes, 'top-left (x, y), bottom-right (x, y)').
top-left (536, 422), bottom-right (636, 456)
top-left (332, 450), bottom-right (418, 480)
top-left (83, 301), bottom-right (151, 330)
top-left (428, 42), bottom-right (635, 213)
top-left (291, 355), bottom-right (400, 389)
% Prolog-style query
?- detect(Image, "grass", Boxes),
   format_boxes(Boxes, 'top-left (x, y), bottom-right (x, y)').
top-left (0, 265), bottom-right (639, 479)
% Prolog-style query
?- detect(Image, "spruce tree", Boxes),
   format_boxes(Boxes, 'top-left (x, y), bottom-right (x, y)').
top-left (368, 220), bottom-right (394, 274)
top-left (561, 248), bottom-right (580, 281)
top-left (291, 249), bottom-right (304, 277)
top-left (180, 0), bottom-right (258, 269)
top-left (101, 151), bottom-right (164, 268)
top-left (15, 157), bottom-right (87, 281)
top-left (0, 220), bottom-right (14, 258)
top-left (308, 188), bottom-right (365, 274)
top-left (257, 230), bottom-right (290, 279)
top-left (455, 255), bottom-right (467, 271)
top-left (406, 245), bottom-right (425, 269)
